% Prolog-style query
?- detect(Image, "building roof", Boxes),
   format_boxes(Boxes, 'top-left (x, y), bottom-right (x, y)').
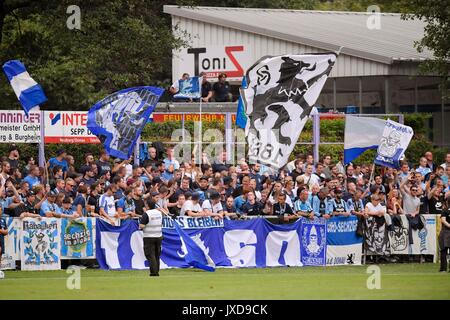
top-left (164, 6), bottom-right (433, 65)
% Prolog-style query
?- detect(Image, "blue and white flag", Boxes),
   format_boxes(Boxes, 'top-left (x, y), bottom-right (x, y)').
top-left (236, 76), bottom-right (248, 129)
top-left (344, 116), bottom-right (386, 164)
top-left (173, 219), bottom-right (215, 272)
top-left (2, 60), bottom-right (47, 115)
top-left (374, 119), bottom-right (413, 169)
top-left (87, 86), bottom-right (164, 160)
top-left (326, 216), bottom-right (363, 266)
top-left (174, 76), bottom-right (202, 99)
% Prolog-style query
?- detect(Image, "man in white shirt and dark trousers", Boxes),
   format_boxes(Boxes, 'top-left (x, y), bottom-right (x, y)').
top-left (139, 208), bottom-right (166, 277)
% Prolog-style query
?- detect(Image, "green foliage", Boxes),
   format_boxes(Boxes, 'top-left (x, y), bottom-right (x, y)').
top-left (0, 0), bottom-right (186, 111)
top-left (399, 0), bottom-right (450, 98)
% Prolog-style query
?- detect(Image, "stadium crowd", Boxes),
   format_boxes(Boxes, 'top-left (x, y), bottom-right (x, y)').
top-left (0, 144), bottom-right (449, 270)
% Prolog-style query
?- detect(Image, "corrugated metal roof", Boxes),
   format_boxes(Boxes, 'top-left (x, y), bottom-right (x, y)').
top-left (164, 6), bottom-right (433, 65)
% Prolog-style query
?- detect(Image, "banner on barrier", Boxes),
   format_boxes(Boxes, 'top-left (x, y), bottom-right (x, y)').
top-left (95, 217), bottom-right (327, 270)
top-left (0, 218), bottom-right (21, 270)
top-left (326, 216), bottom-right (363, 266)
top-left (410, 215), bottom-right (437, 255)
top-left (61, 218), bottom-right (95, 259)
top-left (21, 218), bottom-right (61, 271)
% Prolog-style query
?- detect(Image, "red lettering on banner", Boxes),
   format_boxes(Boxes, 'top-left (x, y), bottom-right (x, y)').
top-left (224, 46), bottom-right (244, 78)
top-left (62, 113), bottom-right (87, 126)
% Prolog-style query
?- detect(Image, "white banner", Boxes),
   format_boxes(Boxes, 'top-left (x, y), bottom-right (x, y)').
top-left (44, 111), bottom-right (100, 144)
top-left (242, 53), bottom-right (337, 169)
top-left (20, 218), bottom-right (61, 271)
top-left (410, 215), bottom-right (437, 255)
top-left (0, 110), bottom-right (40, 143)
top-left (375, 119), bottom-right (414, 168)
top-left (327, 244), bottom-right (362, 266)
top-left (173, 45), bottom-right (253, 82)
top-left (0, 217), bottom-right (21, 270)
top-left (388, 215), bottom-right (410, 255)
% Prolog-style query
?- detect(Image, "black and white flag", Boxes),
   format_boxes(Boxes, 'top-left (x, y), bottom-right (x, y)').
top-left (241, 53), bottom-right (337, 169)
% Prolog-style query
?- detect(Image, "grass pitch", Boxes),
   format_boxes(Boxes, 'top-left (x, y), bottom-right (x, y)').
top-left (0, 263), bottom-right (448, 300)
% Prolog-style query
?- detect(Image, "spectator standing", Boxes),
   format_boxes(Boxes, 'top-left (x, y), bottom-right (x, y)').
top-left (438, 200), bottom-right (450, 272)
top-left (7, 145), bottom-right (20, 170)
top-left (23, 165), bottom-right (41, 188)
top-left (440, 153), bottom-right (450, 170)
top-left (96, 150), bottom-right (112, 177)
top-left (99, 185), bottom-right (119, 225)
top-left (47, 149), bottom-right (69, 178)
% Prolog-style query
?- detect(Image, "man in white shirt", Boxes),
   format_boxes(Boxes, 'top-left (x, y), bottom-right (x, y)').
top-left (365, 194), bottom-right (386, 217)
top-left (441, 153), bottom-right (450, 170)
top-left (99, 185), bottom-right (119, 225)
top-left (300, 164), bottom-right (321, 191)
top-left (201, 192), bottom-right (224, 219)
top-left (180, 192), bottom-right (204, 217)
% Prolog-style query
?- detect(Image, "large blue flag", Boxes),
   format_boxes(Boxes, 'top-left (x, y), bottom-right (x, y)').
top-left (236, 76), bottom-right (247, 129)
top-left (174, 76), bottom-right (201, 99)
top-left (87, 86), bottom-right (164, 160)
top-left (2, 60), bottom-right (47, 115)
top-left (173, 219), bottom-right (215, 272)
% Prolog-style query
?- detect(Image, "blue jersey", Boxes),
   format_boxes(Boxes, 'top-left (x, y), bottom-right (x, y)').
top-left (312, 196), bottom-right (332, 216)
top-left (48, 157), bottom-right (69, 172)
top-left (40, 200), bottom-right (62, 217)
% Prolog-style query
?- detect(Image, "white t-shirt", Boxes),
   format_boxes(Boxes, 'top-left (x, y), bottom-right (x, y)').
top-left (300, 174), bottom-right (321, 190)
top-left (180, 200), bottom-right (202, 216)
top-left (365, 202), bottom-right (386, 215)
top-left (202, 200), bottom-right (223, 214)
top-left (99, 194), bottom-right (116, 217)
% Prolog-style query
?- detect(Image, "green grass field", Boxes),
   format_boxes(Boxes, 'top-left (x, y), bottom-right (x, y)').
top-left (0, 263), bottom-right (448, 300)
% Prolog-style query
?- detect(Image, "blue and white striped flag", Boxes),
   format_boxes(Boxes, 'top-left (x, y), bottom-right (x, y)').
top-left (173, 219), bottom-right (215, 272)
top-left (344, 116), bottom-right (386, 164)
top-left (2, 60), bottom-right (47, 114)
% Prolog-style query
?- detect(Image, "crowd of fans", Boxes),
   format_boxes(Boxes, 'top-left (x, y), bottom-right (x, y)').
top-left (0, 143), bottom-right (449, 269)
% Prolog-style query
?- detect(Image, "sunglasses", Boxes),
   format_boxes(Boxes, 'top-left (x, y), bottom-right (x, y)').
top-left (411, 189), bottom-right (418, 192)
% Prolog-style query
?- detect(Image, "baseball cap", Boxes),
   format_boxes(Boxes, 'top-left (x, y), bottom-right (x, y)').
top-left (334, 188), bottom-right (343, 194)
top-left (151, 191), bottom-right (160, 197)
top-left (26, 191), bottom-right (36, 197)
top-left (56, 149), bottom-right (66, 156)
top-left (114, 158), bottom-right (122, 163)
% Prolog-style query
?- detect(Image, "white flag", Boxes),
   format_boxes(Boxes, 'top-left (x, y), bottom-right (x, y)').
top-left (241, 53), bottom-right (337, 169)
top-left (375, 119), bottom-right (414, 168)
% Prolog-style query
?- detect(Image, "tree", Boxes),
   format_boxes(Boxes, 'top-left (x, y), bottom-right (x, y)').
top-left (399, 0), bottom-right (450, 98)
top-left (0, 0), bottom-right (187, 111)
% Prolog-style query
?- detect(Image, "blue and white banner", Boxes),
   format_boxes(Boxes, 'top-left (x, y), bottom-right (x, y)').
top-left (326, 216), bottom-right (363, 266)
top-left (174, 76), bottom-right (202, 99)
top-left (173, 219), bottom-right (215, 271)
top-left (374, 119), bottom-right (414, 169)
top-left (95, 217), bottom-right (327, 270)
top-left (0, 217), bottom-right (21, 270)
top-left (20, 218), bottom-right (60, 271)
top-left (300, 218), bottom-right (327, 266)
top-left (344, 116), bottom-right (385, 164)
top-left (87, 86), bottom-right (164, 159)
top-left (61, 218), bottom-right (95, 259)
top-left (2, 60), bottom-right (47, 115)
top-left (410, 215), bottom-right (437, 255)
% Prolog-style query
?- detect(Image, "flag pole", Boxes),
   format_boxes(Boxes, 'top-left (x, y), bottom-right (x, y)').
top-left (369, 162), bottom-right (376, 185)
top-left (38, 107), bottom-right (46, 173)
top-left (199, 92), bottom-right (203, 166)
